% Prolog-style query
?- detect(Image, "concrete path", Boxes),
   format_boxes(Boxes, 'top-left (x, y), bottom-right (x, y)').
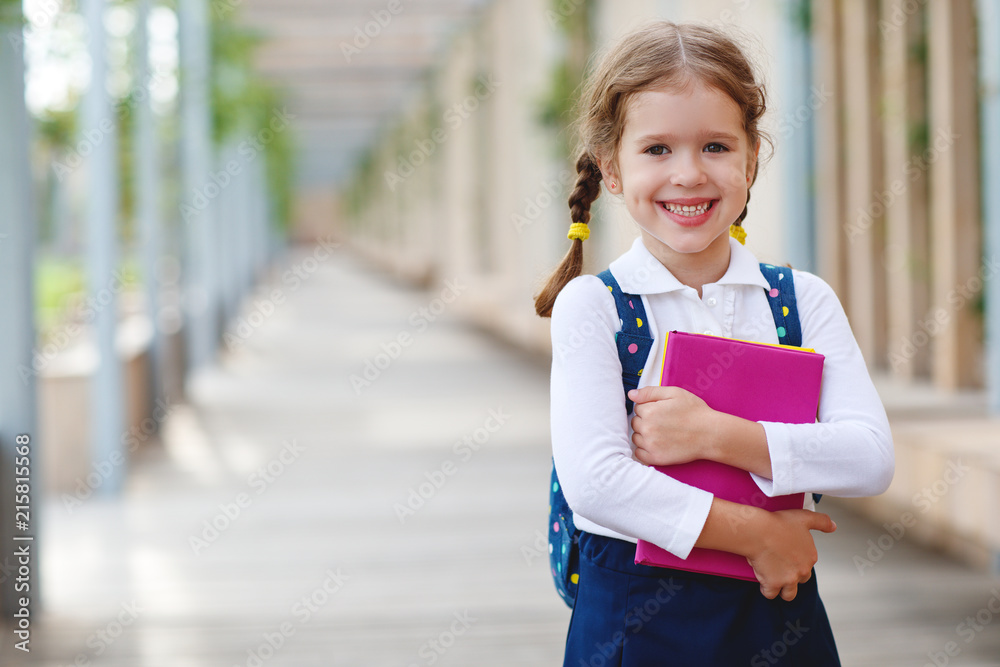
top-left (4, 244), bottom-right (1000, 666)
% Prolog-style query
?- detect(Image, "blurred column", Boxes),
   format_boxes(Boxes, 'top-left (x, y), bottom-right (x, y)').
top-left (235, 140), bottom-right (252, 299)
top-left (927, 0), bottom-right (981, 389)
top-left (881, 0), bottom-right (930, 381)
top-left (252, 152), bottom-right (270, 277)
top-left (83, 0), bottom-right (125, 494)
top-left (0, 2), bottom-right (40, 617)
top-left (779, 0), bottom-right (815, 272)
top-left (218, 141), bottom-right (239, 324)
top-left (811, 0), bottom-right (848, 301)
top-left (841, 0), bottom-right (886, 365)
top-left (134, 0), bottom-right (165, 403)
top-left (179, 0), bottom-right (218, 371)
top-left (980, 0), bottom-right (1000, 412)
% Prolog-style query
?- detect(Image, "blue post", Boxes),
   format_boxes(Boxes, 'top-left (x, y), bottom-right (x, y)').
top-left (235, 138), bottom-right (253, 301)
top-left (979, 0), bottom-right (1000, 414)
top-left (179, 0), bottom-right (219, 371)
top-left (779, 0), bottom-right (816, 271)
top-left (82, 0), bottom-right (125, 494)
top-left (219, 141), bottom-right (240, 324)
top-left (0, 2), bottom-right (40, 617)
top-left (134, 0), bottom-right (165, 404)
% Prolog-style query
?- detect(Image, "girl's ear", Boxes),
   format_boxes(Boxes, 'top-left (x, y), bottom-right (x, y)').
top-left (597, 157), bottom-right (620, 193)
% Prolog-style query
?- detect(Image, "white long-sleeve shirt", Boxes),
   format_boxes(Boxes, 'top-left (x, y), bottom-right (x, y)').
top-left (550, 236), bottom-right (894, 559)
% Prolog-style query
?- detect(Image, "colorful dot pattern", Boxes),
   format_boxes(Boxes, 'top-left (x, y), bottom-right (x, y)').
top-left (605, 280), bottom-right (651, 377)
top-left (548, 474), bottom-right (578, 603)
top-left (548, 269), bottom-right (656, 607)
top-left (760, 263), bottom-right (800, 347)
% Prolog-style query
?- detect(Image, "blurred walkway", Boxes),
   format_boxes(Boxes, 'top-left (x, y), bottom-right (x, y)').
top-left (4, 244), bottom-right (1000, 666)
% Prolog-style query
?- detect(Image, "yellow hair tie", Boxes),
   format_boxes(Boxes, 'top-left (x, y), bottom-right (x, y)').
top-left (729, 224), bottom-right (746, 245)
top-left (568, 222), bottom-right (590, 241)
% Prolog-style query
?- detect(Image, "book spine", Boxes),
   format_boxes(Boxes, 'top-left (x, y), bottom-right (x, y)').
top-left (659, 332), bottom-right (673, 386)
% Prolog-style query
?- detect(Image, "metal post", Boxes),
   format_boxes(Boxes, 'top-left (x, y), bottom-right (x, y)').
top-left (82, 0), bottom-right (125, 495)
top-left (219, 141), bottom-right (239, 324)
top-left (235, 138), bottom-right (253, 300)
top-left (134, 0), bottom-right (165, 403)
top-left (252, 153), bottom-right (269, 278)
top-left (979, 0), bottom-right (1000, 413)
top-left (179, 0), bottom-right (218, 371)
top-left (0, 1), bottom-right (40, 618)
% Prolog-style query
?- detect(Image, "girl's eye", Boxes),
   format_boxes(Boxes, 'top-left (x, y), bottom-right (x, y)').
top-left (704, 143), bottom-right (729, 153)
top-left (646, 145), bottom-right (668, 156)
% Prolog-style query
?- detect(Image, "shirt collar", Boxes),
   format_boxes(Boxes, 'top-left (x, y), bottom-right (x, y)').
top-left (608, 236), bottom-right (771, 294)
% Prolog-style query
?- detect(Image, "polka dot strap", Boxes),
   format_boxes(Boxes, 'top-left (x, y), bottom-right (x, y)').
top-left (759, 263), bottom-right (819, 504)
top-left (547, 462), bottom-right (579, 606)
top-left (597, 269), bottom-right (653, 415)
top-left (546, 268), bottom-right (655, 609)
top-left (758, 263), bottom-right (802, 348)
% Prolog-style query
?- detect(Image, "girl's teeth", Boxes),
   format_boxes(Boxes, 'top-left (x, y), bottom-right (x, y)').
top-left (663, 202), bottom-right (711, 216)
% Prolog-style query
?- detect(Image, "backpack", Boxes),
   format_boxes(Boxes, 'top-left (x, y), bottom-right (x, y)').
top-left (548, 263), bottom-right (816, 608)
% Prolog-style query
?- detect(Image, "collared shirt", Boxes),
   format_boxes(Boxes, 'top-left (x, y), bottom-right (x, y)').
top-left (550, 236), bottom-right (894, 558)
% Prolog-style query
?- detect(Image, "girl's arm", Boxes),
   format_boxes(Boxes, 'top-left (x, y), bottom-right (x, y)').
top-left (552, 275), bottom-right (836, 600)
top-left (697, 498), bottom-right (837, 601)
top-left (551, 276), bottom-right (715, 560)
top-left (630, 270), bottom-right (894, 498)
top-left (629, 385), bottom-right (773, 477)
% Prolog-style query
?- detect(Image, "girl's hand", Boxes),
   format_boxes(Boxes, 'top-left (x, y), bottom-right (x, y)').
top-left (747, 509), bottom-right (837, 601)
top-left (629, 386), bottom-right (718, 466)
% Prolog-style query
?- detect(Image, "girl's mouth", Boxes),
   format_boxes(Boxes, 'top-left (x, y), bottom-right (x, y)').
top-left (658, 200), bottom-right (716, 225)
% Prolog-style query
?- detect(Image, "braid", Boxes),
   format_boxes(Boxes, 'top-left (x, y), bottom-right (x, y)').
top-left (568, 153), bottom-right (603, 225)
top-left (533, 151), bottom-right (604, 318)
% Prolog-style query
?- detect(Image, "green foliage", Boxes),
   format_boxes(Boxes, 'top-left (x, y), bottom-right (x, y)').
top-left (536, 0), bottom-right (593, 157)
top-left (784, 0), bottom-right (811, 35)
top-left (36, 256), bottom-right (84, 337)
top-left (210, 12), bottom-right (296, 228)
top-left (34, 254), bottom-right (141, 340)
top-left (536, 59), bottom-right (577, 130)
top-left (35, 109), bottom-right (77, 153)
top-left (211, 17), bottom-right (263, 143)
top-left (0, 0), bottom-right (23, 25)
top-left (345, 146), bottom-right (378, 221)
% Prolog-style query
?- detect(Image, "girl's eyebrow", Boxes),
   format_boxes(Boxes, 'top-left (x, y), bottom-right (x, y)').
top-left (632, 131), bottom-right (741, 146)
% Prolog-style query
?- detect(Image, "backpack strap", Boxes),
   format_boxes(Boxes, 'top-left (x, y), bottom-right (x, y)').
top-left (597, 269), bottom-right (653, 415)
top-left (758, 263), bottom-right (821, 504)
top-left (548, 270), bottom-right (653, 608)
top-left (758, 263), bottom-right (802, 348)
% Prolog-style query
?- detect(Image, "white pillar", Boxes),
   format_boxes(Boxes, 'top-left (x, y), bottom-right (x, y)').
top-left (134, 0), bottom-right (165, 402)
top-left (83, 0), bottom-right (125, 495)
top-left (0, 3), bottom-right (40, 617)
top-left (179, 0), bottom-right (218, 371)
top-left (235, 138), bottom-right (253, 299)
top-left (218, 141), bottom-right (240, 324)
top-left (979, 0), bottom-right (1000, 412)
top-left (252, 153), bottom-right (270, 276)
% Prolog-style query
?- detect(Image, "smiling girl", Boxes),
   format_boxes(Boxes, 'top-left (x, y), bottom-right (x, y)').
top-left (535, 21), bottom-right (893, 665)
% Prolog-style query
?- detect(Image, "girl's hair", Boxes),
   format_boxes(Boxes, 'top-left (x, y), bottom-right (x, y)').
top-left (534, 21), bottom-right (772, 317)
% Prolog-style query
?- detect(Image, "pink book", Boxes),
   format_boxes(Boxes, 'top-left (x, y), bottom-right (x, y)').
top-left (634, 331), bottom-right (825, 581)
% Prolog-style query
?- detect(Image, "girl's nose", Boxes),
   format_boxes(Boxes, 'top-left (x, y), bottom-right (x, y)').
top-left (668, 151), bottom-right (707, 187)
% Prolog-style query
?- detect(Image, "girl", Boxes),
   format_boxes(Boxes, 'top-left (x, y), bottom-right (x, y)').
top-left (535, 21), bottom-right (894, 666)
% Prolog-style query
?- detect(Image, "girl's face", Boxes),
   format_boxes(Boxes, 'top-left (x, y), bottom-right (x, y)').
top-left (601, 81), bottom-right (756, 270)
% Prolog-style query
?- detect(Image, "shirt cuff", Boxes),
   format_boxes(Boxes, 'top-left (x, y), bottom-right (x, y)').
top-left (655, 485), bottom-right (715, 559)
top-left (750, 421), bottom-right (793, 497)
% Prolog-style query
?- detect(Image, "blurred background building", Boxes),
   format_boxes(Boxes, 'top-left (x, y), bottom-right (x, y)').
top-left (0, 0), bottom-right (999, 663)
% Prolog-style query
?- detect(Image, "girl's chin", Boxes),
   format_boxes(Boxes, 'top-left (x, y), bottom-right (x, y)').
top-left (639, 226), bottom-right (729, 255)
